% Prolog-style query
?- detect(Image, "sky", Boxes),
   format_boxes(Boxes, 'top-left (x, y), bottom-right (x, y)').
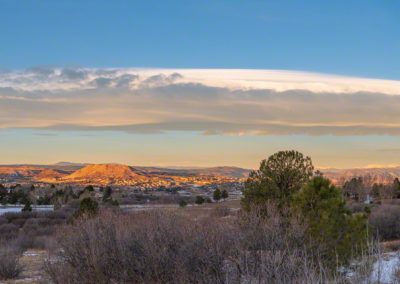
top-left (0, 1), bottom-right (400, 168)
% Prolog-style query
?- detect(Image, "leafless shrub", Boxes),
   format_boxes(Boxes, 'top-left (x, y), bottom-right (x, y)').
top-left (369, 204), bottom-right (400, 240)
top-left (10, 218), bottom-right (26, 227)
top-left (0, 223), bottom-right (19, 240)
top-left (0, 216), bottom-right (7, 225)
top-left (0, 244), bottom-right (23, 280)
top-left (45, 210), bottom-right (238, 283)
top-left (0, 210), bottom-right (68, 251)
top-left (44, 204), bottom-right (378, 283)
top-left (381, 199), bottom-right (400, 205)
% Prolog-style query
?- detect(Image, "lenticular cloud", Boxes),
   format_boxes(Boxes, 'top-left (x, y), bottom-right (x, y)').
top-left (0, 67), bottom-right (400, 136)
top-left (1, 68), bottom-right (400, 94)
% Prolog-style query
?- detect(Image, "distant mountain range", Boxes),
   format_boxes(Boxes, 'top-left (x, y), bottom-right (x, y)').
top-left (322, 167), bottom-right (400, 186)
top-left (0, 163), bottom-right (251, 186)
top-left (0, 162), bottom-right (399, 186)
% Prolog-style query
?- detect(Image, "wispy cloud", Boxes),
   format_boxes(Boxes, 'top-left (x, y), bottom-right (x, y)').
top-left (1, 67), bottom-right (400, 136)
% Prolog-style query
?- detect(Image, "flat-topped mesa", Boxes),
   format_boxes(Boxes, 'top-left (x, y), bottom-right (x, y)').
top-left (60, 163), bottom-right (149, 185)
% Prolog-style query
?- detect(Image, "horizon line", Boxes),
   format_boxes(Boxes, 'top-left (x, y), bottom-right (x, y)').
top-left (1, 161), bottom-right (400, 171)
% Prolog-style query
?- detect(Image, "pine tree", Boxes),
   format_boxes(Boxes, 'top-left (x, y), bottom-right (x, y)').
top-left (77, 198), bottom-right (99, 217)
top-left (84, 185), bottom-right (94, 192)
top-left (0, 185), bottom-right (7, 204)
top-left (179, 199), bottom-right (187, 207)
top-left (102, 186), bottom-right (113, 201)
top-left (293, 176), bottom-right (368, 268)
top-left (195, 196), bottom-right (205, 205)
top-left (22, 201), bottom-right (32, 212)
top-left (242, 150), bottom-right (314, 210)
top-left (213, 189), bottom-right (222, 201)
top-left (393, 178), bottom-right (400, 199)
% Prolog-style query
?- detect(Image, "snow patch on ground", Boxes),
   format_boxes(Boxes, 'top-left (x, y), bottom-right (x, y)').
top-left (368, 252), bottom-right (400, 284)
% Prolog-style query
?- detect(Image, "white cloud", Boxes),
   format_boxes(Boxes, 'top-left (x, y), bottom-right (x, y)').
top-left (1, 68), bottom-right (400, 94)
top-left (0, 67), bottom-right (400, 136)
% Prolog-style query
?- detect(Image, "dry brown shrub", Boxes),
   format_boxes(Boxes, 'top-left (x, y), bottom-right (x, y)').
top-left (0, 223), bottom-right (19, 240)
top-left (43, 202), bottom-right (378, 283)
top-left (369, 204), bottom-right (400, 240)
top-left (0, 216), bottom-right (7, 225)
top-left (0, 244), bottom-right (23, 280)
top-left (45, 210), bottom-right (238, 284)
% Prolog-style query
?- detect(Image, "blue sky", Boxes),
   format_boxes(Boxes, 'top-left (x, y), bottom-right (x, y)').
top-left (1, 0), bottom-right (399, 79)
top-left (0, 1), bottom-right (400, 168)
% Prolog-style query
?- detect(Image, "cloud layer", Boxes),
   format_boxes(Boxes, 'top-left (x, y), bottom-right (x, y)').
top-left (1, 67), bottom-right (400, 136)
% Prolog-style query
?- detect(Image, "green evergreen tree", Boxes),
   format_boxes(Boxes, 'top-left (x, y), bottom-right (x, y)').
top-left (221, 190), bottom-right (228, 200)
top-left (77, 197), bottom-right (99, 217)
top-left (8, 189), bottom-right (30, 205)
top-left (293, 176), bottom-right (368, 268)
top-left (242, 150), bottom-right (314, 210)
top-left (22, 201), bottom-right (32, 212)
top-left (110, 199), bottom-right (119, 207)
top-left (19, 190), bottom-right (30, 205)
top-left (0, 185), bottom-right (7, 204)
top-left (392, 178), bottom-right (400, 199)
top-left (213, 189), bottom-right (222, 201)
top-left (84, 185), bottom-right (94, 192)
top-left (37, 195), bottom-right (51, 205)
top-left (343, 177), bottom-right (364, 201)
top-left (195, 196), bottom-right (205, 205)
top-left (179, 199), bottom-right (187, 207)
top-left (102, 186), bottom-right (113, 202)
